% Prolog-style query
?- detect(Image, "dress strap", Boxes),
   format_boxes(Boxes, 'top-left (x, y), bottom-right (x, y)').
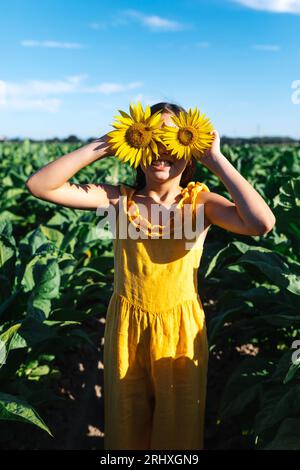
top-left (119, 183), bottom-right (135, 198)
top-left (177, 181), bottom-right (210, 212)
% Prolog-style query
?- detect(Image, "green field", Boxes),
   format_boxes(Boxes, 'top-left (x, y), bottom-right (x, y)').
top-left (0, 140), bottom-right (300, 449)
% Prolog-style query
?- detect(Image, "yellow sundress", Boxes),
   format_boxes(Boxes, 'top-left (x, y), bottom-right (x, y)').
top-left (103, 180), bottom-right (210, 450)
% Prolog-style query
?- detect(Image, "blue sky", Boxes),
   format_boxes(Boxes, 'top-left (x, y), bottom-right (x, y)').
top-left (0, 0), bottom-right (299, 139)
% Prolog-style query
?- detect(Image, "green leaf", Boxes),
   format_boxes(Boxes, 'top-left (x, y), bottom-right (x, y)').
top-left (0, 211), bottom-right (23, 223)
top-left (283, 355), bottom-right (300, 384)
top-left (0, 235), bottom-right (16, 292)
top-left (236, 251), bottom-right (300, 295)
top-left (66, 329), bottom-right (95, 348)
top-left (11, 318), bottom-right (59, 349)
top-left (40, 226), bottom-right (64, 248)
top-left (267, 351), bottom-right (294, 384)
top-left (29, 365), bottom-right (50, 377)
top-left (18, 227), bottom-right (49, 263)
top-left (0, 324), bottom-right (22, 366)
top-left (25, 258), bottom-right (61, 319)
top-left (0, 392), bottom-right (53, 436)
top-left (204, 241), bottom-right (268, 278)
top-left (33, 259), bottom-right (61, 299)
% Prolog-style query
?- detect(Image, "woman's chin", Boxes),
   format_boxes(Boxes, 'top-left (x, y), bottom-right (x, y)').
top-left (149, 170), bottom-right (172, 182)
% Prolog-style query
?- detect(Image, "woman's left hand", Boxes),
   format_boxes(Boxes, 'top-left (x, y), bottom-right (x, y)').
top-left (199, 130), bottom-right (223, 169)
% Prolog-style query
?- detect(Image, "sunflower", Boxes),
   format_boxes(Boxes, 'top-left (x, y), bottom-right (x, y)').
top-left (107, 101), bottom-right (165, 168)
top-left (159, 107), bottom-right (214, 161)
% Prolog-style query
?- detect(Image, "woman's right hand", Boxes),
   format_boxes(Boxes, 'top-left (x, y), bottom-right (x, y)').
top-left (93, 133), bottom-right (115, 160)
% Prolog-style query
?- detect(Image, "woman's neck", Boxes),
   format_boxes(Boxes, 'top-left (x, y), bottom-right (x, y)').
top-left (137, 179), bottom-right (183, 204)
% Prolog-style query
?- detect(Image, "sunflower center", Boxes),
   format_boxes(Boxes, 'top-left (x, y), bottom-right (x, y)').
top-left (125, 123), bottom-right (152, 148)
top-left (178, 127), bottom-right (195, 146)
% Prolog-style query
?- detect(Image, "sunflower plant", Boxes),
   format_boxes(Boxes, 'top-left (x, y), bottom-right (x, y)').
top-left (107, 101), bottom-right (214, 168)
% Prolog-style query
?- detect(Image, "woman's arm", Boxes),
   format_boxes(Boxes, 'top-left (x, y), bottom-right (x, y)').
top-left (196, 130), bottom-right (276, 236)
top-left (25, 134), bottom-right (120, 210)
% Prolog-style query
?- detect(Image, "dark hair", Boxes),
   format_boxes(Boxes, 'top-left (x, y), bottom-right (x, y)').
top-left (133, 102), bottom-right (197, 190)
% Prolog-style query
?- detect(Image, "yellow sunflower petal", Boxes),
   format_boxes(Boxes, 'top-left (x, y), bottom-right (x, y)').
top-left (114, 141), bottom-right (128, 155)
top-left (118, 116), bottom-right (134, 126)
top-left (148, 111), bottom-right (163, 128)
top-left (162, 126), bottom-right (178, 134)
top-left (144, 104), bottom-right (151, 121)
top-left (176, 112), bottom-right (186, 127)
top-left (122, 149), bottom-right (136, 162)
top-left (147, 151), bottom-right (152, 166)
top-left (116, 144), bottom-right (131, 159)
top-left (150, 139), bottom-right (159, 156)
top-left (134, 148), bottom-right (143, 165)
top-left (169, 115), bottom-right (181, 127)
top-left (142, 148), bottom-right (150, 167)
top-left (135, 101), bottom-right (144, 122)
top-left (107, 130), bottom-right (121, 138)
top-left (191, 108), bottom-right (199, 126)
top-left (111, 135), bottom-right (124, 145)
top-left (111, 122), bottom-right (128, 129)
top-left (108, 136), bottom-right (126, 144)
top-left (129, 101), bottom-right (136, 119)
top-left (118, 109), bottom-right (132, 120)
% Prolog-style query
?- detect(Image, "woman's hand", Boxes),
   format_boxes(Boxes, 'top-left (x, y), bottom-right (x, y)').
top-left (102, 133), bottom-right (115, 155)
top-left (199, 130), bottom-right (223, 169)
top-left (93, 133), bottom-right (115, 160)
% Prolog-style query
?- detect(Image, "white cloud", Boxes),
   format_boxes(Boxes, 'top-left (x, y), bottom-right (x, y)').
top-left (252, 44), bottom-right (281, 50)
top-left (3, 75), bottom-right (88, 98)
top-left (233, 0), bottom-right (300, 14)
top-left (0, 78), bottom-right (60, 112)
top-left (122, 9), bottom-right (188, 31)
top-left (21, 40), bottom-right (86, 49)
top-left (93, 10), bottom-right (189, 32)
top-left (83, 81), bottom-right (143, 95)
top-left (143, 15), bottom-right (183, 30)
top-left (0, 76), bottom-right (143, 112)
top-left (88, 10), bottom-right (190, 32)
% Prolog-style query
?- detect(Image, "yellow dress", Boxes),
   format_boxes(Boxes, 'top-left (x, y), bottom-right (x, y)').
top-left (103, 180), bottom-right (210, 450)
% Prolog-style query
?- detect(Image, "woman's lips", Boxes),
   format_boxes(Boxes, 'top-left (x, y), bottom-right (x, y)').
top-left (151, 159), bottom-right (173, 170)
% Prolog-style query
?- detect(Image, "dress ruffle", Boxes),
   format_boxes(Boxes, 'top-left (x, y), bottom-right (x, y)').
top-left (177, 181), bottom-right (210, 212)
top-left (119, 181), bottom-right (210, 237)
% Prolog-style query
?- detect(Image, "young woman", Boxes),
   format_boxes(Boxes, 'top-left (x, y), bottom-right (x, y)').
top-left (25, 102), bottom-right (276, 451)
